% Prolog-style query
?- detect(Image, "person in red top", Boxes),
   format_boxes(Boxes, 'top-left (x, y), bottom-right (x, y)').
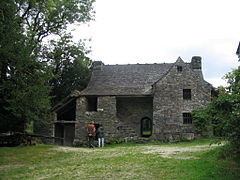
top-left (87, 122), bottom-right (96, 148)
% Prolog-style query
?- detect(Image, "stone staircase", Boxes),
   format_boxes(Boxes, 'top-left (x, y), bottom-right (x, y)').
top-left (117, 122), bottom-right (138, 138)
top-left (116, 122), bottom-right (152, 143)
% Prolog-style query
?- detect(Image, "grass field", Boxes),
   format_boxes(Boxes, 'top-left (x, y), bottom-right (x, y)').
top-left (0, 138), bottom-right (239, 180)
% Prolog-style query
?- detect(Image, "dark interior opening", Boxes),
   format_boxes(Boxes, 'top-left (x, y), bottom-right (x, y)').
top-left (55, 124), bottom-right (64, 145)
top-left (177, 65), bottom-right (183, 72)
top-left (141, 117), bottom-right (152, 137)
top-left (183, 113), bottom-right (192, 124)
top-left (54, 123), bottom-right (75, 146)
top-left (87, 97), bottom-right (97, 111)
top-left (64, 124), bottom-right (75, 146)
top-left (57, 100), bottom-right (76, 121)
top-left (183, 89), bottom-right (191, 100)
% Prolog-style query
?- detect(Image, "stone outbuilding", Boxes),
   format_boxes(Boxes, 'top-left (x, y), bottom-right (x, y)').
top-left (52, 56), bottom-right (212, 146)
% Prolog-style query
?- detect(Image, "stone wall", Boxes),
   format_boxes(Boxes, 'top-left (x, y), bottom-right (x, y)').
top-left (75, 96), bottom-right (119, 144)
top-left (153, 58), bottom-right (212, 141)
top-left (75, 96), bottom-right (154, 144)
top-left (116, 97), bottom-right (153, 136)
top-left (73, 59), bottom-right (212, 144)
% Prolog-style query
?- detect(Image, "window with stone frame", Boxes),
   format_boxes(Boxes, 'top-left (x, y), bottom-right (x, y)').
top-left (86, 97), bottom-right (97, 111)
top-left (183, 89), bottom-right (191, 100)
top-left (183, 113), bottom-right (192, 124)
top-left (177, 65), bottom-right (183, 72)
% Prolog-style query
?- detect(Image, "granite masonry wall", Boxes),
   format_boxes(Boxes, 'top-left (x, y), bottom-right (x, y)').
top-left (75, 96), bottom-right (118, 145)
top-left (72, 58), bottom-right (212, 145)
top-left (74, 96), bottom-right (153, 144)
top-left (152, 59), bottom-right (212, 141)
top-left (116, 97), bottom-right (153, 137)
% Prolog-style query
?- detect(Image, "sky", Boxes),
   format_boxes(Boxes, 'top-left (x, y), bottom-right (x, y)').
top-left (72, 0), bottom-right (240, 87)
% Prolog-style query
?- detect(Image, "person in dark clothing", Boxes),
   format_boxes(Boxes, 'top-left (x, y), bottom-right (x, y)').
top-left (97, 124), bottom-right (104, 147)
top-left (87, 122), bottom-right (96, 148)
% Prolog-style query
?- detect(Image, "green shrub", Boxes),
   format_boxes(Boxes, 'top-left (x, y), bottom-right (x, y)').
top-left (108, 138), bottom-right (125, 144)
top-left (192, 107), bottom-right (211, 136)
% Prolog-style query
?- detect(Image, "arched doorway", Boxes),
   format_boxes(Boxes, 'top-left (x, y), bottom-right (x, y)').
top-left (141, 117), bottom-right (152, 137)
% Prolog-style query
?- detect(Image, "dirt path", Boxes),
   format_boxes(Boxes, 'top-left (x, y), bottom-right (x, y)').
top-left (142, 144), bottom-right (222, 159)
top-left (52, 143), bottom-right (223, 160)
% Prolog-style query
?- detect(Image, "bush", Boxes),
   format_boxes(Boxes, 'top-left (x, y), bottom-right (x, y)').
top-left (108, 138), bottom-right (125, 144)
top-left (192, 107), bottom-right (212, 136)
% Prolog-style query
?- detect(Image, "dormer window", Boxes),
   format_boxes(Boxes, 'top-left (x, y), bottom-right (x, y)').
top-left (177, 66), bottom-right (182, 72)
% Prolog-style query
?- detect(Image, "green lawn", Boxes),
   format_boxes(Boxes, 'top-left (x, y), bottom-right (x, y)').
top-left (0, 138), bottom-right (239, 180)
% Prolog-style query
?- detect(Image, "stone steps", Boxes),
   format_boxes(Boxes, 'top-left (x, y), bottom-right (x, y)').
top-left (117, 122), bottom-right (138, 138)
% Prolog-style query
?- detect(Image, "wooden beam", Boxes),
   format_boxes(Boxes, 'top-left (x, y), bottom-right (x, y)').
top-left (54, 120), bottom-right (77, 124)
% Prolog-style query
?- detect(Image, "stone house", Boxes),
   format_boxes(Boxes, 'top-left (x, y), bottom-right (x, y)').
top-left (52, 56), bottom-right (212, 146)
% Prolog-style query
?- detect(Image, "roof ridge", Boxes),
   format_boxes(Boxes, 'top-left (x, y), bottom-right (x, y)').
top-left (104, 63), bottom-right (173, 66)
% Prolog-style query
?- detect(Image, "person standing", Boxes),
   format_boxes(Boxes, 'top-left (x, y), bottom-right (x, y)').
top-left (97, 124), bottom-right (104, 147)
top-left (87, 122), bottom-right (96, 148)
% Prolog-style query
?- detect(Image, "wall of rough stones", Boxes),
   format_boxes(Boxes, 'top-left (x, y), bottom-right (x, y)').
top-left (116, 97), bottom-right (153, 136)
top-left (73, 58), bottom-right (212, 144)
top-left (74, 96), bottom-right (153, 144)
top-left (152, 59), bottom-right (212, 141)
top-left (75, 96), bottom-right (119, 144)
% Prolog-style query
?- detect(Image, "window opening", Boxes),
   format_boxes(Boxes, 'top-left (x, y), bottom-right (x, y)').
top-left (177, 66), bottom-right (183, 72)
top-left (183, 89), bottom-right (191, 100)
top-left (211, 89), bottom-right (218, 97)
top-left (183, 113), bottom-right (192, 124)
top-left (56, 100), bottom-right (76, 121)
top-left (141, 117), bottom-right (152, 137)
top-left (87, 97), bottom-right (97, 111)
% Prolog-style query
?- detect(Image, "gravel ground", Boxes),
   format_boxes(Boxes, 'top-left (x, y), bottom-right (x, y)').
top-left (52, 143), bottom-right (223, 160)
top-left (142, 144), bottom-right (223, 159)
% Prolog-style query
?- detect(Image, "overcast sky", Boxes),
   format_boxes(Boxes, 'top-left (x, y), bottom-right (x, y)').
top-left (72, 0), bottom-right (240, 87)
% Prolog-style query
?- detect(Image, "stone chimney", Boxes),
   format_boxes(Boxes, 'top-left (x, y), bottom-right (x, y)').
top-left (91, 61), bottom-right (104, 71)
top-left (191, 56), bottom-right (203, 79)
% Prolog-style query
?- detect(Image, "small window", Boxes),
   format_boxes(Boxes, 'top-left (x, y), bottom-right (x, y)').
top-left (87, 97), bottom-right (97, 111)
top-left (183, 113), bottom-right (192, 124)
top-left (177, 66), bottom-right (183, 72)
top-left (211, 89), bottom-right (218, 97)
top-left (183, 89), bottom-right (191, 100)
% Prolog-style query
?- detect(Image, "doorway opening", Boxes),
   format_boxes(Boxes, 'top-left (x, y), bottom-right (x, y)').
top-left (141, 117), bottom-right (152, 137)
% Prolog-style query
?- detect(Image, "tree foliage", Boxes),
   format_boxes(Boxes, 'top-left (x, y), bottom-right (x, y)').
top-left (192, 106), bottom-right (212, 136)
top-left (0, 0), bottom-right (95, 133)
top-left (16, 0), bottom-right (94, 43)
top-left (43, 34), bottom-right (92, 104)
top-left (192, 66), bottom-right (240, 156)
top-left (0, 0), bottom-right (51, 133)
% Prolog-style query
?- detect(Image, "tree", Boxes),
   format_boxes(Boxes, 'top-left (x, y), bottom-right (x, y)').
top-left (16, 0), bottom-right (95, 44)
top-left (0, 0), bottom-right (95, 133)
top-left (222, 68), bottom-right (240, 152)
top-left (43, 34), bottom-right (92, 105)
top-left (0, 0), bottom-right (51, 133)
top-left (192, 67), bottom-right (240, 156)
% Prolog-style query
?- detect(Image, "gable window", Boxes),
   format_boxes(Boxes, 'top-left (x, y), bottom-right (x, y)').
top-left (183, 113), bottom-right (192, 124)
top-left (177, 65), bottom-right (183, 72)
top-left (86, 97), bottom-right (97, 111)
top-left (183, 89), bottom-right (191, 100)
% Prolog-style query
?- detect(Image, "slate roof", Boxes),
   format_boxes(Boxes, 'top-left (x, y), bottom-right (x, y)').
top-left (80, 63), bottom-right (173, 96)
